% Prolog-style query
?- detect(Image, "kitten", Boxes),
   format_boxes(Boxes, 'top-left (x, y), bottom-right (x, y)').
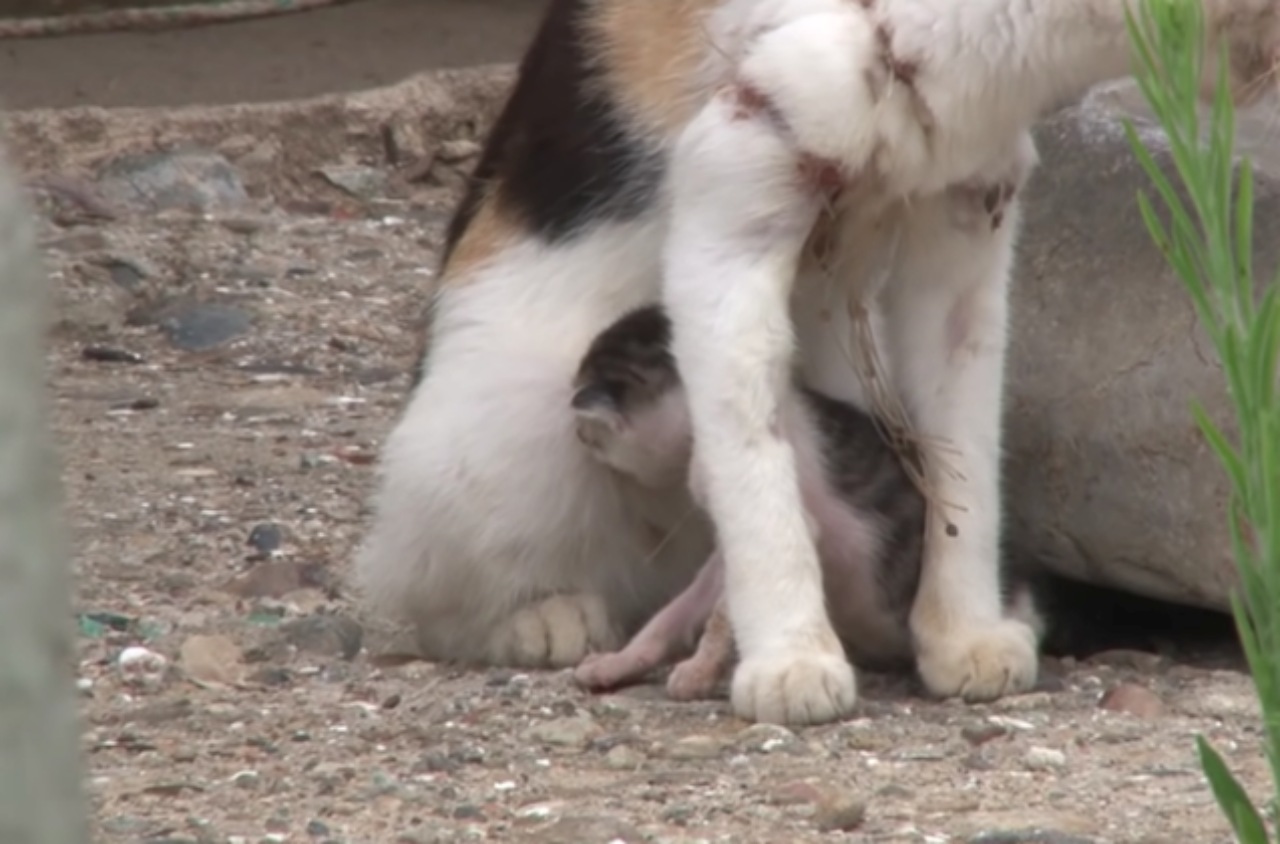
top-left (570, 304), bottom-right (925, 696)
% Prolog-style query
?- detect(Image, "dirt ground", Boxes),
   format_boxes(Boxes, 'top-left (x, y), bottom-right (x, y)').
top-left (0, 0), bottom-right (540, 110)
top-left (1, 4), bottom-right (1274, 843)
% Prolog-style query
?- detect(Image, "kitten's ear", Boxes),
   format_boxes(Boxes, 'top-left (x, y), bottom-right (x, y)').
top-left (571, 383), bottom-right (618, 412)
top-left (572, 384), bottom-right (628, 452)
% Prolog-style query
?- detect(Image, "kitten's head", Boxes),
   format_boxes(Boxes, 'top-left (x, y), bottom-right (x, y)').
top-left (571, 305), bottom-right (692, 489)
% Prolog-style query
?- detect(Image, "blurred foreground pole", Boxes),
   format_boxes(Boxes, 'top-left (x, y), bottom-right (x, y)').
top-left (0, 135), bottom-right (90, 842)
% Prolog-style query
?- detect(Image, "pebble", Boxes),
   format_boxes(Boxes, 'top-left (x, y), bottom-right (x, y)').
top-left (666, 734), bottom-right (726, 760)
top-left (604, 744), bottom-right (644, 770)
top-left (962, 722), bottom-right (1009, 746)
top-left (278, 615), bottom-right (364, 661)
top-left (525, 716), bottom-right (602, 749)
top-left (813, 793), bottom-right (867, 832)
top-left (161, 302), bottom-right (253, 351)
top-left (437, 139), bottom-right (482, 162)
top-left (1023, 746), bottom-right (1067, 772)
top-left (81, 344), bottom-right (144, 364)
top-left (318, 164), bottom-right (389, 199)
top-left (661, 803), bottom-right (696, 825)
top-left (117, 645), bottom-right (168, 688)
top-left (737, 723), bottom-right (798, 753)
top-left (97, 255), bottom-right (152, 289)
top-left (231, 770), bottom-right (261, 790)
top-left (1098, 682), bottom-right (1165, 718)
top-left (247, 522), bottom-right (284, 555)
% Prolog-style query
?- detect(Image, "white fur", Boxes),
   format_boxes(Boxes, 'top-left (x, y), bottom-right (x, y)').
top-left (356, 0), bottom-right (1280, 718)
top-left (357, 221), bottom-right (712, 666)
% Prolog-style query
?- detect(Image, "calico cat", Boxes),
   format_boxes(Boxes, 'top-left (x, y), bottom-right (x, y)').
top-left (355, 0), bottom-right (1280, 724)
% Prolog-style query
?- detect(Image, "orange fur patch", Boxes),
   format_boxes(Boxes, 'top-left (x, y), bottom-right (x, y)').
top-left (585, 0), bottom-right (720, 135)
top-left (439, 197), bottom-right (518, 285)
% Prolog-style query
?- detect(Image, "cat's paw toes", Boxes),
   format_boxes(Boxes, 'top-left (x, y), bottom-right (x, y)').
top-left (486, 594), bottom-right (619, 669)
top-left (915, 618), bottom-right (1039, 702)
top-left (730, 645), bottom-right (856, 725)
top-left (665, 654), bottom-right (726, 701)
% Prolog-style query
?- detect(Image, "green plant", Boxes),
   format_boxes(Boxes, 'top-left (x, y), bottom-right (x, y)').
top-left (1123, 0), bottom-right (1280, 840)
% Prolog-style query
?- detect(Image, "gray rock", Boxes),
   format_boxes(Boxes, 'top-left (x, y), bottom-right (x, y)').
top-left (317, 164), bottom-right (388, 199)
top-left (1005, 100), bottom-right (1280, 611)
top-left (97, 148), bottom-right (249, 214)
top-left (159, 302), bottom-right (253, 351)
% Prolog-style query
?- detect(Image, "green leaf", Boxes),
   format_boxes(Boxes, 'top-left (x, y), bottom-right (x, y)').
top-left (1198, 736), bottom-right (1271, 844)
top-left (1192, 402), bottom-right (1246, 494)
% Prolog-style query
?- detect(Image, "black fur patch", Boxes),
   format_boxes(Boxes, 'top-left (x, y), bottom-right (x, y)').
top-left (572, 304), bottom-right (678, 413)
top-left (443, 0), bottom-right (665, 264)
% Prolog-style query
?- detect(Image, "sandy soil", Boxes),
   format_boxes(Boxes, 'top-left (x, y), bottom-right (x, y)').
top-left (1, 8), bottom-right (1273, 843)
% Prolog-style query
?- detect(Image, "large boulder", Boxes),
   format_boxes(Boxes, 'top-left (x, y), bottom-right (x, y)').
top-left (1004, 89), bottom-right (1280, 612)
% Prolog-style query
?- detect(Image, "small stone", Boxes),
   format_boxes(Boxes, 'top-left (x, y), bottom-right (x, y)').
top-left (161, 303), bottom-right (252, 351)
top-left (305, 820), bottom-right (331, 840)
top-left (318, 164), bottom-right (388, 199)
top-left (231, 770), bottom-right (261, 790)
top-left (660, 803), bottom-right (695, 825)
top-left (1023, 746), bottom-right (1067, 772)
top-left (666, 734), bottom-right (727, 760)
top-left (97, 255), bottom-right (152, 289)
top-left (813, 793), bottom-right (867, 832)
top-left (737, 723), bottom-right (798, 753)
top-left (179, 634), bottom-right (245, 688)
top-left (278, 614), bottom-right (364, 661)
top-left (437, 140), bottom-right (482, 162)
top-left (82, 344), bottom-right (145, 364)
top-left (1098, 683), bottom-right (1164, 718)
top-left (604, 744), bottom-right (644, 770)
top-left (962, 722), bottom-right (1009, 746)
top-left (525, 716), bottom-right (602, 749)
top-left (118, 646), bottom-right (168, 688)
top-left (247, 523), bottom-right (283, 554)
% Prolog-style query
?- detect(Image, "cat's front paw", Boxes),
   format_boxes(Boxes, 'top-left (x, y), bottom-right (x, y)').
top-left (730, 639), bottom-right (856, 725)
top-left (573, 647), bottom-right (657, 691)
top-left (915, 617), bottom-right (1038, 702)
top-left (484, 594), bottom-right (619, 669)
top-left (666, 653), bottom-right (728, 701)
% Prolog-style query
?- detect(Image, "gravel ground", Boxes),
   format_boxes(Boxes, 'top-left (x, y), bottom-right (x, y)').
top-left (9, 70), bottom-right (1274, 844)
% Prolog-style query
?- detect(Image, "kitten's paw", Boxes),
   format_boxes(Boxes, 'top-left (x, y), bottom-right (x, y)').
top-left (573, 648), bottom-right (656, 691)
top-left (666, 654), bottom-right (727, 701)
top-left (915, 618), bottom-right (1039, 702)
top-left (730, 646), bottom-right (856, 725)
top-left (485, 594), bottom-right (620, 669)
